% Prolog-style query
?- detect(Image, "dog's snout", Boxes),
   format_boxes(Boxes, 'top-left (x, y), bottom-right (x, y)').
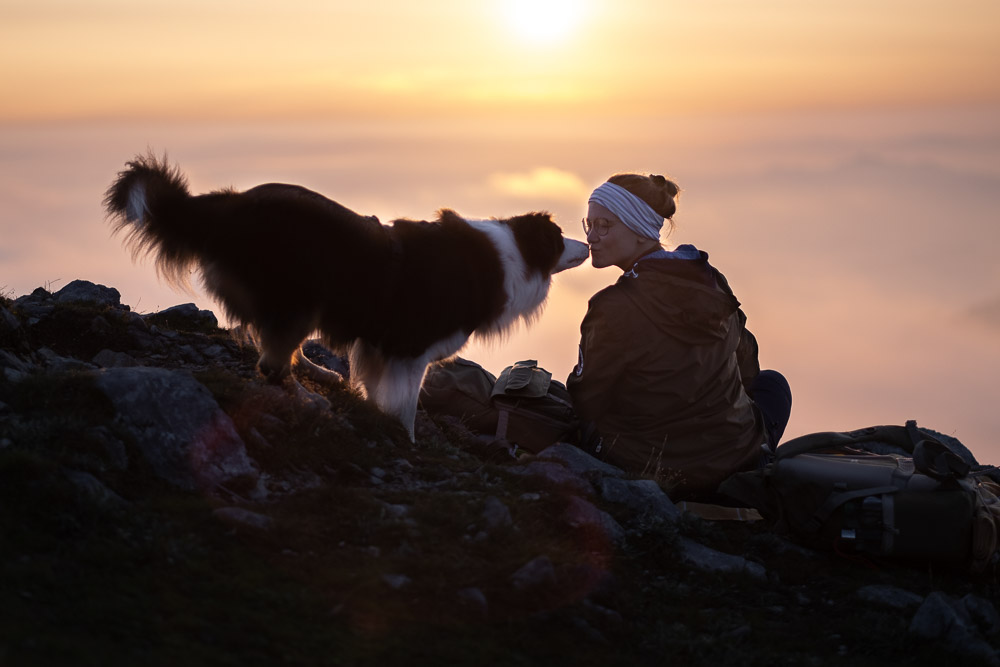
top-left (554, 239), bottom-right (590, 273)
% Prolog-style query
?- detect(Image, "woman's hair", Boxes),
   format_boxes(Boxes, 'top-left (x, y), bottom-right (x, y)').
top-left (607, 173), bottom-right (681, 234)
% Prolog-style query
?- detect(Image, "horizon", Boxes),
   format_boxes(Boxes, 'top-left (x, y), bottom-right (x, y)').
top-left (2, 1), bottom-right (999, 461)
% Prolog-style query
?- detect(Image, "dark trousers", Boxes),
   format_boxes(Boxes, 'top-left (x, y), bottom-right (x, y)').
top-left (749, 370), bottom-right (792, 451)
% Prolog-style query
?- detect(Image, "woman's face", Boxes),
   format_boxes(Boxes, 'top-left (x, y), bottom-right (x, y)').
top-left (585, 202), bottom-right (649, 270)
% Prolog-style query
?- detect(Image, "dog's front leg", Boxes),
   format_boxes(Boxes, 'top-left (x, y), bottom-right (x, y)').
top-left (372, 357), bottom-right (430, 442)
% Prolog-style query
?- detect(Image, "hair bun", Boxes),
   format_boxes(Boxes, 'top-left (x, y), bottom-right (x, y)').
top-left (607, 172), bottom-right (681, 221)
top-left (651, 174), bottom-right (680, 199)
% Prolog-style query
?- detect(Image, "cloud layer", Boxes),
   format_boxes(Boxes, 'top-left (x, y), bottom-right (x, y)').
top-left (2, 107), bottom-right (999, 461)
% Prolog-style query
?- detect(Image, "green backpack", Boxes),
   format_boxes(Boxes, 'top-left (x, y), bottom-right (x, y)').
top-left (720, 421), bottom-right (1000, 573)
top-left (420, 358), bottom-right (578, 454)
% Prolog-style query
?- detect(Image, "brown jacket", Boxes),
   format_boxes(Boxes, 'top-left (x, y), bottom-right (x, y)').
top-left (567, 247), bottom-right (765, 498)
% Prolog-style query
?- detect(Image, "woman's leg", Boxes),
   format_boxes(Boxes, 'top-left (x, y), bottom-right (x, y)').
top-left (749, 370), bottom-right (792, 450)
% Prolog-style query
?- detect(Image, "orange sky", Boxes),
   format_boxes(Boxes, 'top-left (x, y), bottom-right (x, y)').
top-left (2, 0), bottom-right (1000, 121)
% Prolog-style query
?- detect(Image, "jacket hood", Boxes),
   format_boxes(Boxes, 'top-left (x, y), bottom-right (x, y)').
top-left (616, 250), bottom-right (741, 344)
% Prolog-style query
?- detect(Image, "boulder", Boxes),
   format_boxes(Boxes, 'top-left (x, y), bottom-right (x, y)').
top-left (909, 592), bottom-right (1000, 665)
top-left (146, 303), bottom-right (218, 331)
top-left (93, 367), bottom-right (258, 493)
top-left (856, 584), bottom-right (923, 611)
top-left (53, 280), bottom-right (122, 308)
top-left (598, 476), bottom-right (680, 521)
top-left (536, 442), bottom-right (625, 478)
top-left (564, 495), bottom-right (626, 546)
top-left (679, 538), bottom-right (767, 580)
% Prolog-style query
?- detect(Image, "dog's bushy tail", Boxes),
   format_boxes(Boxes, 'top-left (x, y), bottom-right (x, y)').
top-left (104, 152), bottom-right (199, 288)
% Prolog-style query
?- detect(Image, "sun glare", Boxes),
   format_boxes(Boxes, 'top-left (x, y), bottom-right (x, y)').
top-left (504, 0), bottom-right (583, 44)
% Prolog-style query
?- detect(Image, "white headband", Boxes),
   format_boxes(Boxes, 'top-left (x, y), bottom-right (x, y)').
top-left (588, 181), bottom-right (663, 240)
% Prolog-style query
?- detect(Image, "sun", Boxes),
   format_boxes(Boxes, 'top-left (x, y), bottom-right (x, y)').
top-left (504, 0), bottom-right (584, 44)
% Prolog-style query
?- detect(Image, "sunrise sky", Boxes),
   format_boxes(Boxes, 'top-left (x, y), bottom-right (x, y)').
top-left (4, 0), bottom-right (1000, 121)
top-left (2, 0), bottom-right (999, 459)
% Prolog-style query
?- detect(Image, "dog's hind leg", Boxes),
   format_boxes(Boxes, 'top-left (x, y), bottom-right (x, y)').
top-left (256, 320), bottom-right (313, 385)
top-left (257, 322), bottom-right (330, 410)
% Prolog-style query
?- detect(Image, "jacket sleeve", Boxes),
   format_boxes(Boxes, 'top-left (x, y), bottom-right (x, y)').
top-left (735, 309), bottom-right (761, 390)
top-left (714, 267), bottom-right (761, 390)
top-left (566, 291), bottom-right (633, 423)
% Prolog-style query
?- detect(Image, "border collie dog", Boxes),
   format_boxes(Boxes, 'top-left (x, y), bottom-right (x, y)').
top-left (104, 154), bottom-right (589, 439)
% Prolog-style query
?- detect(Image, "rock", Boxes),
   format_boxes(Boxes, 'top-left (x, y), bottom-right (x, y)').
top-left (678, 537), bottom-right (767, 580)
top-left (123, 311), bottom-right (148, 330)
top-left (564, 564), bottom-right (619, 607)
top-left (53, 280), bottom-right (122, 308)
top-left (856, 584), bottom-right (924, 611)
top-left (0, 349), bottom-right (33, 374)
top-left (213, 507), bottom-right (273, 531)
top-left (92, 349), bottom-right (140, 368)
top-left (564, 496), bottom-right (626, 546)
top-left (201, 344), bottom-right (227, 360)
top-left (598, 477), bottom-right (680, 521)
top-left (963, 594), bottom-right (1000, 636)
top-left (36, 347), bottom-right (93, 372)
top-left (510, 556), bottom-right (558, 592)
top-left (909, 592), bottom-right (999, 665)
top-left (382, 574), bottom-right (412, 590)
top-left (506, 460), bottom-right (592, 496)
top-left (11, 289), bottom-right (55, 323)
top-left (63, 469), bottom-right (126, 507)
top-left (909, 591), bottom-right (969, 640)
top-left (3, 367), bottom-right (27, 382)
top-left (536, 442), bottom-right (625, 478)
top-left (482, 495), bottom-right (513, 531)
top-left (93, 367), bottom-right (258, 493)
top-left (569, 616), bottom-right (608, 645)
top-left (145, 303), bottom-right (218, 331)
top-left (85, 426), bottom-right (129, 470)
top-left (0, 305), bottom-right (20, 334)
top-left (381, 503), bottom-right (411, 520)
top-left (457, 587), bottom-right (489, 620)
top-left (88, 316), bottom-right (113, 337)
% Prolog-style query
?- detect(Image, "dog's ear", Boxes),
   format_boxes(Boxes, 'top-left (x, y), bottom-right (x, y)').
top-left (505, 212), bottom-right (565, 276)
top-left (509, 211), bottom-right (554, 225)
top-left (436, 209), bottom-right (465, 225)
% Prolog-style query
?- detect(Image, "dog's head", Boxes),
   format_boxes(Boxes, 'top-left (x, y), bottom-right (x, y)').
top-left (502, 212), bottom-right (590, 277)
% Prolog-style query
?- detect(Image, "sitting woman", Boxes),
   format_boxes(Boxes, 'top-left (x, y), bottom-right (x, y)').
top-left (567, 173), bottom-right (792, 499)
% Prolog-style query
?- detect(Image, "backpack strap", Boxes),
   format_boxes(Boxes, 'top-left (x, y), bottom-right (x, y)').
top-left (796, 453), bottom-right (916, 533)
top-left (495, 406), bottom-right (510, 441)
top-left (912, 437), bottom-right (971, 481)
top-left (803, 485), bottom-right (901, 533)
top-left (776, 423), bottom-right (917, 460)
top-left (776, 420), bottom-right (968, 481)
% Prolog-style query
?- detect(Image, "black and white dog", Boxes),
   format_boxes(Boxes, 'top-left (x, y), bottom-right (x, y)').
top-left (104, 154), bottom-right (589, 438)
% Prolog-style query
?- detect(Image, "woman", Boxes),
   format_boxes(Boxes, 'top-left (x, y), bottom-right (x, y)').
top-left (567, 173), bottom-right (791, 499)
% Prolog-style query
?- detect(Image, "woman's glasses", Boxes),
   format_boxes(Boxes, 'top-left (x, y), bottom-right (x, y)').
top-left (582, 217), bottom-right (617, 237)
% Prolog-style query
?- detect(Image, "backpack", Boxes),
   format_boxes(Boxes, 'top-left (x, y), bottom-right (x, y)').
top-left (420, 358), bottom-right (579, 454)
top-left (719, 421), bottom-right (1000, 573)
top-left (418, 357), bottom-right (499, 436)
top-left (491, 360), bottom-right (578, 454)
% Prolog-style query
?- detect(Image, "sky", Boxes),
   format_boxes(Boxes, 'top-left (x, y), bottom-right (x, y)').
top-left (2, 0), bottom-right (999, 460)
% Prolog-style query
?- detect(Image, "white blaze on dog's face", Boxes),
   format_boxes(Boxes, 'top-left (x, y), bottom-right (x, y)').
top-left (553, 238), bottom-right (589, 274)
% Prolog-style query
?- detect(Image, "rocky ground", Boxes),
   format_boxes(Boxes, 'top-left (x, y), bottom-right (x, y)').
top-left (1, 279), bottom-right (999, 667)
